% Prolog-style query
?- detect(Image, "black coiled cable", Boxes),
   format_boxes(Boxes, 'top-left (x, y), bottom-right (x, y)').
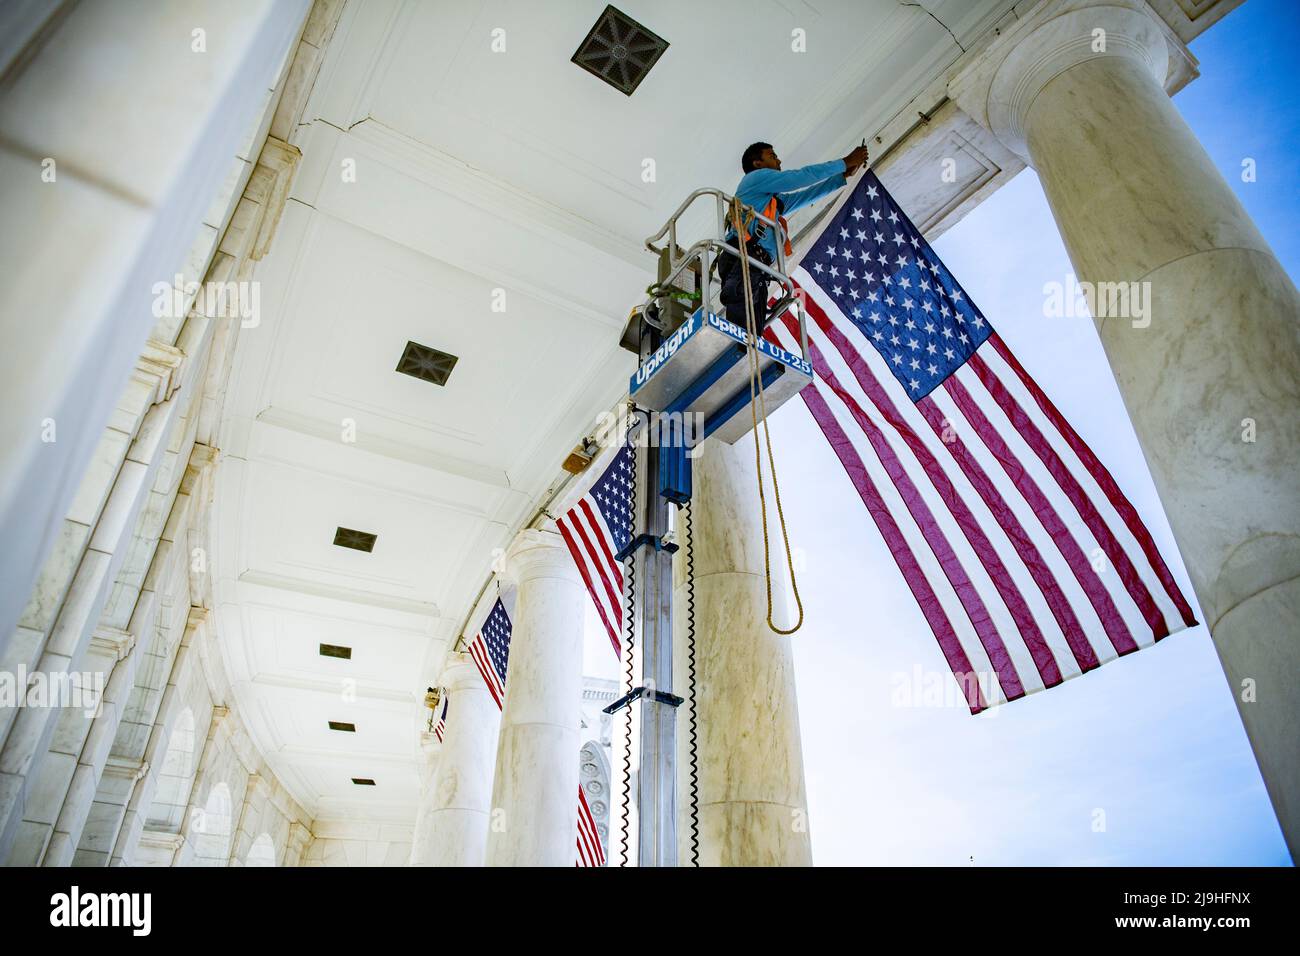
top-left (617, 412), bottom-right (638, 868)
top-left (683, 499), bottom-right (699, 867)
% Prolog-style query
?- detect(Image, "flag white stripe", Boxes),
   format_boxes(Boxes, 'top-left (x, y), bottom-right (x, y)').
top-left (953, 361), bottom-right (1144, 659)
top-left (927, 383), bottom-right (1095, 681)
top-left (977, 344), bottom-right (1181, 637)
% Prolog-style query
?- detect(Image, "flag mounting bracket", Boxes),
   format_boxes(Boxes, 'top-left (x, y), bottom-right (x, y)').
top-left (615, 532), bottom-right (678, 561)
top-left (602, 686), bottom-right (685, 716)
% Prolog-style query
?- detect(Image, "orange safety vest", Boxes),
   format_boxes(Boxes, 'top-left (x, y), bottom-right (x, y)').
top-left (737, 197), bottom-right (793, 257)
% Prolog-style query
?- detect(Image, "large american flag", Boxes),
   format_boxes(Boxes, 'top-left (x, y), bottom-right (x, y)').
top-left (557, 440), bottom-right (635, 658)
top-left (767, 170), bottom-right (1196, 713)
top-left (466, 599), bottom-right (607, 866)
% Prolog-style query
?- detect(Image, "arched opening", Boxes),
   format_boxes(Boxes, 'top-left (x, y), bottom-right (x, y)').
top-left (189, 781), bottom-right (233, 866)
top-left (244, 832), bottom-right (276, 867)
top-left (147, 707), bottom-right (196, 832)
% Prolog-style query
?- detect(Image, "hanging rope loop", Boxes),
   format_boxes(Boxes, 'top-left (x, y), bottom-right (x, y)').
top-left (727, 197), bottom-right (804, 636)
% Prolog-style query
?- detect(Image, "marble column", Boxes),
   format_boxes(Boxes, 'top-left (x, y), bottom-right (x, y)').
top-left (110, 620), bottom-right (197, 866)
top-left (950, 0), bottom-right (1300, 854)
top-left (411, 658), bottom-right (501, 867)
top-left (485, 530), bottom-right (585, 867)
top-left (408, 732), bottom-right (441, 865)
top-left (673, 436), bottom-right (813, 866)
top-left (42, 624), bottom-right (145, 866)
top-left (0, 0), bottom-right (311, 658)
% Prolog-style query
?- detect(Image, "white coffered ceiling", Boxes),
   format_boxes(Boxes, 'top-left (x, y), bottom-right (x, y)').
top-left (212, 0), bottom-right (1020, 825)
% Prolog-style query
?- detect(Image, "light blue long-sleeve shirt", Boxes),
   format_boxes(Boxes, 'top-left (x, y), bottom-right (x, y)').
top-left (728, 158), bottom-right (848, 260)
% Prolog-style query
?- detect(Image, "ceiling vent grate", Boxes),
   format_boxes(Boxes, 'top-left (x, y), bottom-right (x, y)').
top-left (333, 527), bottom-right (377, 552)
top-left (571, 5), bottom-right (668, 96)
top-left (319, 643), bottom-right (352, 660)
top-left (396, 340), bottom-right (458, 386)
top-left (351, 778), bottom-right (376, 786)
top-left (328, 721), bottom-right (357, 733)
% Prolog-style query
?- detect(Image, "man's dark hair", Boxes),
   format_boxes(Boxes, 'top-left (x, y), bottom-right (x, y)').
top-left (741, 142), bottom-right (772, 174)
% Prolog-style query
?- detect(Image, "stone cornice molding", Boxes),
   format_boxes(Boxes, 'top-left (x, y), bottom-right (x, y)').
top-left (185, 605), bottom-right (210, 639)
top-left (949, 0), bottom-right (1184, 160)
top-left (138, 828), bottom-right (187, 850)
top-left (90, 624), bottom-right (135, 662)
top-left (134, 340), bottom-right (187, 406)
top-left (249, 136), bottom-right (301, 260)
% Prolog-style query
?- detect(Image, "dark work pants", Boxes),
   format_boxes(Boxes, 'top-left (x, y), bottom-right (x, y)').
top-left (719, 245), bottom-right (772, 329)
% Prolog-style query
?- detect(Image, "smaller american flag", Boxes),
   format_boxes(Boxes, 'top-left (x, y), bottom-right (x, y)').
top-left (466, 599), bottom-right (608, 866)
top-left (432, 696), bottom-right (447, 743)
top-left (557, 440), bottom-right (635, 658)
top-left (468, 598), bottom-right (512, 709)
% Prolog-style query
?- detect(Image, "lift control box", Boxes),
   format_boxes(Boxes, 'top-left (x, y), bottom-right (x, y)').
top-left (629, 309), bottom-right (813, 446)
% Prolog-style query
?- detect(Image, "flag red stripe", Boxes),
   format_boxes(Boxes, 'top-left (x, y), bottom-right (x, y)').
top-left (576, 498), bottom-right (623, 643)
top-left (788, 314), bottom-right (1025, 700)
top-left (989, 333), bottom-right (1196, 628)
top-left (557, 519), bottom-right (620, 655)
top-left (579, 498), bottom-right (623, 590)
top-left (968, 352), bottom-right (1156, 647)
top-left (800, 298), bottom-right (1061, 689)
top-left (786, 333), bottom-right (989, 712)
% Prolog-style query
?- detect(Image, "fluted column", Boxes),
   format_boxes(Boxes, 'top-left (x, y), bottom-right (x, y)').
top-left (951, 0), bottom-right (1300, 854)
top-left (411, 658), bottom-right (501, 866)
top-left (485, 530), bottom-right (584, 867)
top-left (673, 436), bottom-right (812, 866)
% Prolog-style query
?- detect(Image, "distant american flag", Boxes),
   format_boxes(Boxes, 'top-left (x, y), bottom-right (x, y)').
top-left (466, 599), bottom-right (607, 866)
top-left (767, 170), bottom-right (1196, 712)
top-left (468, 598), bottom-right (511, 709)
top-left (557, 440), bottom-right (635, 658)
top-left (576, 784), bottom-right (606, 867)
top-left (432, 696), bottom-right (447, 743)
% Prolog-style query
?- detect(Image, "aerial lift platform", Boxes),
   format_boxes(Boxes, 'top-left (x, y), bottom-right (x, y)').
top-left (607, 188), bottom-right (811, 865)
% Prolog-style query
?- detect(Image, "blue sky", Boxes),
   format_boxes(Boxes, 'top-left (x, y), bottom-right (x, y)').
top-left (582, 0), bottom-right (1295, 865)
top-left (769, 0), bottom-right (1295, 866)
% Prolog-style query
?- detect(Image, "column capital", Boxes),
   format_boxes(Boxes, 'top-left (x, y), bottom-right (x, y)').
top-left (440, 653), bottom-right (487, 693)
top-left (949, 0), bottom-right (1180, 160)
top-left (502, 528), bottom-right (581, 589)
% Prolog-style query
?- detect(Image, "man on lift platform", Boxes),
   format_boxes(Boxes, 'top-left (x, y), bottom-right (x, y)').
top-left (720, 141), bottom-right (871, 327)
